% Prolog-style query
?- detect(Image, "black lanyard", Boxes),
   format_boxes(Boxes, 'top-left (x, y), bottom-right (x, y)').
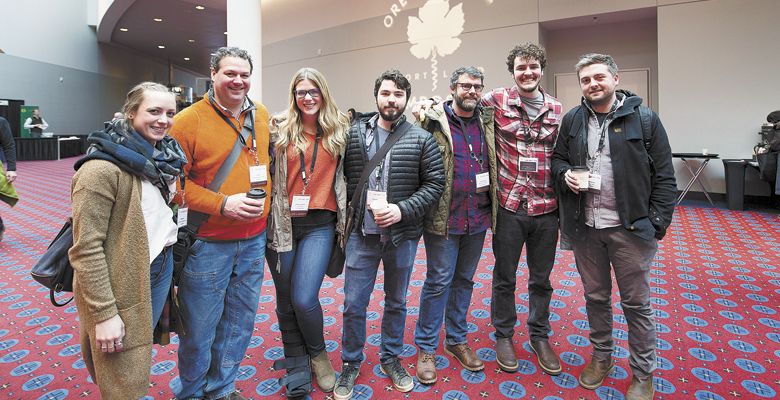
top-left (369, 128), bottom-right (387, 183)
top-left (299, 132), bottom-right (321, 193)
top-left (208, 99), bottom-right (256, 151)
top-left (589, 110), bottom-right (616, 160)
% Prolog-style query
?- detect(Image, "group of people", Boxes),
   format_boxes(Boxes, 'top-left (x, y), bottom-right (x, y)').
top-left (64, 42), bottom-right (675, 400)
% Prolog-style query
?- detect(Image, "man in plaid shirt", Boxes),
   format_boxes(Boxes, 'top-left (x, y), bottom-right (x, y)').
top-left (480, 43), bottom-right (563, 376)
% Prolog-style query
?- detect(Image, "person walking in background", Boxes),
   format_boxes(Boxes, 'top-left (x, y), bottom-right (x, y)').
top-left (266, 67), bottom-right (349, 399)
top-left (552, 53), bottom-right (676, 400)
top-left (413, 66), bottom-right (497, 384)
top-left (68, 82), bottom-right (186, 398)
top-left (0, 116), bottom-right (18, 242)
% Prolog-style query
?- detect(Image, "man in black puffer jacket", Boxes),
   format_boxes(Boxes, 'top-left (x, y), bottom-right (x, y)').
top-left (334, 70), bottom-right (444, 400)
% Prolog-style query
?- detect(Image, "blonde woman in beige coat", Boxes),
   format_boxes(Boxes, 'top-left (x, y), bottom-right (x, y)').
top-left (69, 82), bottom-right (186, 398)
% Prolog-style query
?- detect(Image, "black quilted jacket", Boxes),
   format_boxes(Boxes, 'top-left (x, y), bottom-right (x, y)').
top-left (344, 113), bottom-right (444, 245)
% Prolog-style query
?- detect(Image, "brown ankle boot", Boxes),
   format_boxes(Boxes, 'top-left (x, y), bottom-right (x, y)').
top-left (579, 356), bottom-right (614, 390)
top-left (627, 375), bottom-right (655, 400)
top-left (310, 350), bottom-right (336, 392)
top-left (416, 351), bottom-right (437, 384)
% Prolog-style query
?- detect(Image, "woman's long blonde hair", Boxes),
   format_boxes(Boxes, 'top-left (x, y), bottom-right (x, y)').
top-left (272, 68), bottom-right (349, 156)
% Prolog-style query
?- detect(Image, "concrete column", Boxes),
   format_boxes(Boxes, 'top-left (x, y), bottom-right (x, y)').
top-left (226, 0), bottom-right (262, 101)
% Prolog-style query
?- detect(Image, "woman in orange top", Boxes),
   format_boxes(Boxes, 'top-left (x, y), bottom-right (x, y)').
top-left (267, 68), bottom-right (349, 399)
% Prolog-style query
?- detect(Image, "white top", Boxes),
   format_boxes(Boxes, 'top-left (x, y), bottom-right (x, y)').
top-left (23, 117), bottom-right (49, 130)
top-left (141, 179), bottom-right (178, 263)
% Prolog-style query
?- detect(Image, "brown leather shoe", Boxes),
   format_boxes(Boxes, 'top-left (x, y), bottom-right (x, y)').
top-left (445, 343), bottom-right (484, 372)
top-left (626, 375), bottom-right (655, 400)
top-left (416, 351), bottom-right (437, 384)
top-left (529, 340), bottom-right (561, 375)
top-left (579, 356), bottom-right (615, 390)
top-left (494, 337), bottom-right (518, 372)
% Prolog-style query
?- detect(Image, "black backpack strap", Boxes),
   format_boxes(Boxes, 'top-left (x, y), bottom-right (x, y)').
top-left (637, 106), bottom-right (653, 152)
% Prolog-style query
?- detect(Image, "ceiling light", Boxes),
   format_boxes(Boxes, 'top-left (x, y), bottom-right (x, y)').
top-left (119, 28), bottom-right (128, 32)
top-left (184, 57), bottom-right (190, 61)
top-left (153, 18), bottom-right (163, 22)
top-left (188, 39), bottom-right (195, 43)
top-left (158, 45), bottom-right (165, 49)
top-left (195, 5), bottom-right (205, 10)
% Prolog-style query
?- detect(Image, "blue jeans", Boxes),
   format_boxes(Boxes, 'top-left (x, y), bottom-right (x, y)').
top-left (341, 233), bottom-right (416, 364)
top-left (414, 231), bottom-right (486, 353)
top-left (492, 206), bottom-right (558, 341)
top-left (176, 232), bottom-right (266, 400)
top-left (149, 246), bottom-right (173, 329)
top-left (268, 222), bottom-right (334, 356)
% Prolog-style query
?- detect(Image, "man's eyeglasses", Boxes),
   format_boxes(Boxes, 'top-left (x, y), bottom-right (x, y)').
top-left (456, 83), bottom-right (484, 92)
top-left (294, 89), bottom-right (321, 98)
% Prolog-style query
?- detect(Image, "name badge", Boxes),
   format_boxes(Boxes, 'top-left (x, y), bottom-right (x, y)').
top-left (588, 174), bottom-right (602, 193)
top-left (519, 157), bottom-right (539, 172)
top-left (366, 190), bottom-right (387, 209)
top-left (290, 195), bottom-right (311, 217)
top-left (249, 165), bottom-right (268, 185)
top-left (476, 172), bottom-right (490, 193)
top-left (177, 207), bottom-right (188, 228)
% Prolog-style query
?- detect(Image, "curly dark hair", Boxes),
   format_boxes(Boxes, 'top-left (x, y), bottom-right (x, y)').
top-left (374, 69), bottom-right (411, 98)
top-left (505, 43), bottom-right (547, 73)
top-left (210, 46), bottom-right (253, 73)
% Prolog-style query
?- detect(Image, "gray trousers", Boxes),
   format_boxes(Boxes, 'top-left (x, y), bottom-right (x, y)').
top-left (571, 225), bottom-right (657, 379)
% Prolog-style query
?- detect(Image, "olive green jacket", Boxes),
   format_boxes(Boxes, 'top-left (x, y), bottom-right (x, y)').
top-left (418, 101), bottom-right (498, 235)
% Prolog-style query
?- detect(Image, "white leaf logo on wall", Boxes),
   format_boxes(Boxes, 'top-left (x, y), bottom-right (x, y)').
top-left (407, 0), bottom-right (465, 91)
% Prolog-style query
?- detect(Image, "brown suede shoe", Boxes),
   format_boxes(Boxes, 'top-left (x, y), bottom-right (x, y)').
top-left (416, 351), bottom-right (437, 384)
top-left (579, 356), bottom-right (615, 390)
top-left (445, 343), bottom-right (484, 372)
top-left (494, 337), bottom-right (518, 372)
top-left (626, 376), bottom-right (655, 400)
top-left (529, 340), bottom-right (561, 375)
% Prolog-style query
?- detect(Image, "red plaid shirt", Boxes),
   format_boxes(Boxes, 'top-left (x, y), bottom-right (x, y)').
top-left (481, 86), bottom-right (562, 216)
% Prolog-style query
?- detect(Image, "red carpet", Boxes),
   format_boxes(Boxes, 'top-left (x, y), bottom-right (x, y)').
top-left (0, 157), bottom-right (778, 399)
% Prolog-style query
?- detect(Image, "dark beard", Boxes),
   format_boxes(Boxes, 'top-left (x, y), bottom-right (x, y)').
top-left (379, 104), bottom-right (406, 122)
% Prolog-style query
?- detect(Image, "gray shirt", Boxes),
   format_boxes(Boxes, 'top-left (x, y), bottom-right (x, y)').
top-left (519, 92), bottom-right (544, 121)
top-left (584, 101), bottom-right (622, 229)
top-left (362, 124), bottom-right (392, 235)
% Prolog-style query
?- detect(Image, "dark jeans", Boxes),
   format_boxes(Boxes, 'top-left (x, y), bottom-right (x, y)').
top-left (571, 225), bottom-right (658, 379)
top-left (414, 231), bottom-right (486, 353)
top-left (491, 206), bottom-right (558, 341)
top-left (267, 221), bottom-right (334, 356)
top-left (341, 233), bottom-right (416, 364)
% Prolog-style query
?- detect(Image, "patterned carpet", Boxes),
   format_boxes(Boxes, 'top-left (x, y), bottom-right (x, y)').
top-left (0, 157), bottom-right (778, 400)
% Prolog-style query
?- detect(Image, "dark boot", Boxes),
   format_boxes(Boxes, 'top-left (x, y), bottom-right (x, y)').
top-left (273, 309), bottom-right (311, 400)
top-left (627, 375), bottom-right (655, 400)
top-left (579, 356), bottom-right (614, 390)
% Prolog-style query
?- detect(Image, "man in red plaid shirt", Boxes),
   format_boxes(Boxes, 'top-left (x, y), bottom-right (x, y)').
top-left (480, 43), bottom-right (563, 376)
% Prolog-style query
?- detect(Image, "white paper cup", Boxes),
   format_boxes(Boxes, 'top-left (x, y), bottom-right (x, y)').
top-left (571, 167), bottom-right (590, 191)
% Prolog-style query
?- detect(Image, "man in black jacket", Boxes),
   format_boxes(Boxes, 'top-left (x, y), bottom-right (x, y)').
top-left (0, 116), bottom-right (17, 241)
top-left (334, 70), bottom-right (444, 400)
top-left (551, 54), bottom-right (676, 400)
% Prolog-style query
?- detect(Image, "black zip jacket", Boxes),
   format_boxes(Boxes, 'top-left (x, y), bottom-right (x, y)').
top-left (551, 90), bottom-right (676, 241)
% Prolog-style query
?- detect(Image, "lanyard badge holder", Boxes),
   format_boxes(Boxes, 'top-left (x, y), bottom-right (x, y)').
top-left (455, 115), bottom-right (490, 193)
top-left (290, 132), bottom-right (320, 217)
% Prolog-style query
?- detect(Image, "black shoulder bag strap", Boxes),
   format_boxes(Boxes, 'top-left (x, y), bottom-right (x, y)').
top-left (187, 107), bottom-right (256, 232)
top-left (637, 106), bottom-right (656, 177)
top-left (348, 121), bottom-right (412, 209)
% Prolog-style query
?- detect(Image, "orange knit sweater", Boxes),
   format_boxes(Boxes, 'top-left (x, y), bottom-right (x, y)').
top-left (170, 96), bottom-right (271, 240)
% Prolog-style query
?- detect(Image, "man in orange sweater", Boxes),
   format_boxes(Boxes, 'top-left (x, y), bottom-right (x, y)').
top-left (169, 47), bottom-right (271, 400)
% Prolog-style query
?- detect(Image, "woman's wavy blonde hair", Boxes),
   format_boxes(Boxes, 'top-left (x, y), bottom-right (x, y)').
top-left (272, 68), bottom-right (349, 156)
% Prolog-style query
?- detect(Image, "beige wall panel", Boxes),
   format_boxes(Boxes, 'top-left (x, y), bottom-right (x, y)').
top-left (539, 0), bottom-right (656, 21)
top-left (658, 0), bottom-right (780, 195)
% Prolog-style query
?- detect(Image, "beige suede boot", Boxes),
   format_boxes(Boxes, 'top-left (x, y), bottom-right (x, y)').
top-left (311, 350), bottom-right (336, 392)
